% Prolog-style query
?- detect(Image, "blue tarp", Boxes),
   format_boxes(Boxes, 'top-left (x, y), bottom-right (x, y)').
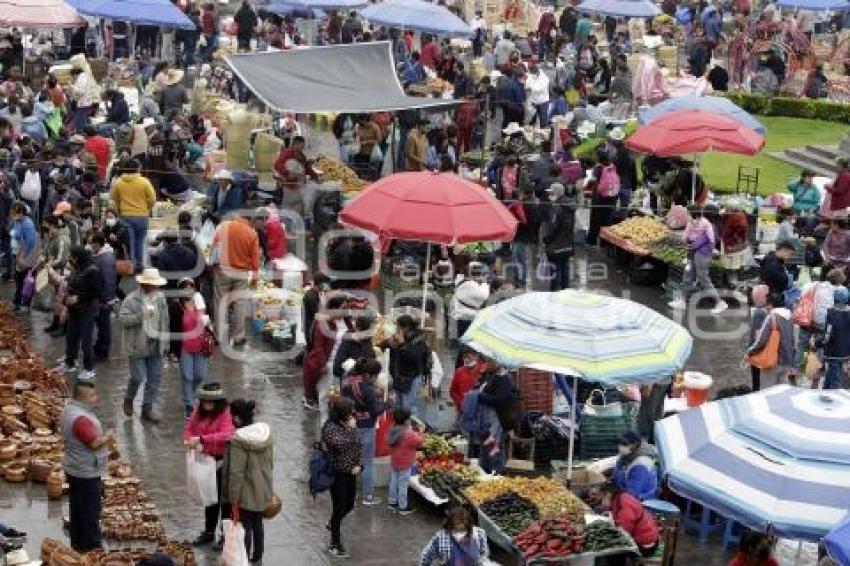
top-left (262, 2), bottom-right (326, 19)
top-left (639, 95), bottom-right (766, 134)
top-left (360, 0), bottom-right (472, 38)
top-left (66, 0), bottom-right (196, 29)
top-left (284, 0), bottom-right (367, 9)
top-left (776, 0), bottom-right (850, 9)
top-left (577, 0), bottom-right (660, 17)
top-left (825, 515), bottom-right (850, 566)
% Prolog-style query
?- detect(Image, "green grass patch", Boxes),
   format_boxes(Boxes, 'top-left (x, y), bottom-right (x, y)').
top-left (698, 116), bottom-right (847, 196)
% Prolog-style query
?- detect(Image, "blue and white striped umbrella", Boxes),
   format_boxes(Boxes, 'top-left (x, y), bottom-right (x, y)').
top-left (656, 385), bottom-right (850, 541)
top-left (461, 290), bottom-right (692, 384)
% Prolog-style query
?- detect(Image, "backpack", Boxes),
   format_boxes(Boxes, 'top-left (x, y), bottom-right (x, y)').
top-left (560, 160), bottom-right (584, 184)
top-left (20, 170), bottom-right (41, 202)
top-left (341, 375), bottom-right (370, 422)
top-left (597, 164), bottom-right (621, 198)
top-left (308, 441), bottom-right (336, 498)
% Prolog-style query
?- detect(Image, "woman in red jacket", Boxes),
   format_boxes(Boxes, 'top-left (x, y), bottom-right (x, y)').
top-left (600, 483), bottom-right (659, 557)
top-left (720, 204), bottom-right (750, 288)
top-left (183, 383), bottom-right (235, 548)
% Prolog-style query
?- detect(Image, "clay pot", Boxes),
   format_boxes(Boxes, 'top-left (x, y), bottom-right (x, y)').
top-left (5, 463), bottom-right (26, 482)
top-left (0, 441), bottom-right (17, 460)
top-left (40, 537), bottom-right (63, 563)
top-left (1, 405), bottom-right (23, 417)
top-left (28, 458), bottom-right (52, 482)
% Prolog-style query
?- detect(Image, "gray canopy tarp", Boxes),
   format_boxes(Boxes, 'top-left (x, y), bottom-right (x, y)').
top-left (224, 42), bottom-right (460, 113)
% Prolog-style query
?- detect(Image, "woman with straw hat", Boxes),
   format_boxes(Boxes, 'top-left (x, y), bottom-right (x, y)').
top-left (159, 69), bottom-right (188, 118)
top-left (119, 267), bottom-right (169, 423)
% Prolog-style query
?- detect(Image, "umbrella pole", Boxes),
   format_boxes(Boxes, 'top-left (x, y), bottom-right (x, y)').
top-left (421, 243), bottom-right (431, 329)
top-left (691, 155), bottom-right (697, 204)
top-left (566, 373), bottom-right (578, 486)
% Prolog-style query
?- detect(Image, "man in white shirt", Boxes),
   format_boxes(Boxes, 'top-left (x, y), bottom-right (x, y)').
top-left (495, 32), bottom-right (517, 68)
top-left (525, 65), bottom-right (550, 127)
top-left (470, 10), bottom-right (486, 31)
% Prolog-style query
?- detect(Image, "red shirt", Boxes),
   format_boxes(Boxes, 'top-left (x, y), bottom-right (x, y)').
top-left (202, 9), bottom-right (218, 35)
top-left (721, 212), bottom-right (749, 252)
top-left (611, 493), bottom-right (659, 548)
top-left (727, 555), bottom-right (778, 566)
top-left (273, 147), bottom-right (313, 190)
top-left (265, 216), bottom-right (287, 260)
top-left (181, 306), bottom-right (205, 353)
top-left (84, 136), bottom-right (110, 182)
top-left (389, 428), bottom-right (424, 471)
top-left (830, 170), bottom-right (850, 211)
top-left (450, 365), bottom-right (483, 413)
top-left (420, 41), bottom-right (441, 69)
top-left (72, 415), bottom-right (98, 445)
top-left (184, 406), bottom-right (235, 458)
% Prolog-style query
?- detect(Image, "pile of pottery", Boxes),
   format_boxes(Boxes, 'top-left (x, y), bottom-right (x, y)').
top-left (41, 538), bottom-right (197, 566)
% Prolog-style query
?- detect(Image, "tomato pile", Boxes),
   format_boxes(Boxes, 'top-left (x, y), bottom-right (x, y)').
top-left (514, 517), bottom-right (585, 560)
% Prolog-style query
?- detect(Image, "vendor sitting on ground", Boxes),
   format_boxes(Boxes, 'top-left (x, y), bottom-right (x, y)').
top-left (612, 430), bottom-right (658, 501)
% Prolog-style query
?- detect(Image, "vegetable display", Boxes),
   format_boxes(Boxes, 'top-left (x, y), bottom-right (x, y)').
top-left (421, 434), bottom-right (453, 458)
top-left (582, 521), bottom-right (633, 552)
top-left (465, 476), bottom-right (586, 522)
top-left (649, 238), bottom-right (688, 265)
top-left (514, 517), bottom-right (584, 560)
top-left (420, 466), bottom-right (479, 499)
top-left (479, 492), bottom-right (539, 536)
top-left (314, 155), bottom-right (369, 193)
top-left (609, 216), bottom-right (671, 247)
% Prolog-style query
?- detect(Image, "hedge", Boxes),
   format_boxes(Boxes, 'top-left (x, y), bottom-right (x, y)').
top-left (723, 92), bottom-right (850, 123)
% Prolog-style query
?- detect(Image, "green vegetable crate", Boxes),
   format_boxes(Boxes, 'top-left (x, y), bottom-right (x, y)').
top-left (579, 403), bottom-right (638, 460)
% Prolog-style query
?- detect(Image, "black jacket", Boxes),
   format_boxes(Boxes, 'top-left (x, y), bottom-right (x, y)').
top-left (542, 198), bottom-right (576, 258)
top-left (559, 9), bottom-right (578, 36)
top-left (514, 201), bottom-right (540, 244)
top-left (67, 263), bottom-right (103, 311)
top-left (333, 335), bottom-right (376, 378)
top-left (479, 370), bottom-right (520, 431)
top-left (152, 241), bottom-right (198, 289)
top-left (234, 4), bottom-right (257, 37)
top-left (761, 252), bottom-right (790, 296)
top-left (386, 332), bottom-right (430, 393)
top-left (106, 93), bottom-right (130, 124)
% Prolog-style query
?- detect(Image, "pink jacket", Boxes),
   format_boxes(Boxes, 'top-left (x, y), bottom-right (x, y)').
top-left (184, 406), bottom-right (235, 458)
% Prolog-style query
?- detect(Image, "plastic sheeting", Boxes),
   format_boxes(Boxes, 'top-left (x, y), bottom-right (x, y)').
top-left (0, 0), bottom-right (84, 28)
top-left (65, 0), bottom-right (196, 29)
top-left (224, 42), bottom-right (461, 113)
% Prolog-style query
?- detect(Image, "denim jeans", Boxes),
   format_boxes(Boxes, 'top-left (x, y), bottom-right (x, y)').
top-left (511, 241), bottom-right (527, 286)
top-left (394, 384), bottom-right (420, 419)
top-left (824, 359), bottom-right (847, 389)
top-left (479, 435), bottom-right (506, 474)
top-left (66, 304), bottom-right (97, 371)
top-left (388, 466), bottom-right (412, 509)
top-left (122, 216), bottom-right (149, 270)
top-left (94, 305), bottom-right (112, 358)
top-left (357, 427), bottom-right (376, 500)
top-left (71, 105), bottom-right (91, 132)
top-left (550, 254), bottom-right (571, 291)
top-left (618, 187), bottom-right (633, 209)
top-left (180, 351), bottom-right (208, 408)
top-left (126, 350), bottom-right (163, 411)
top-left (530, 103), bottom-right (549, 128)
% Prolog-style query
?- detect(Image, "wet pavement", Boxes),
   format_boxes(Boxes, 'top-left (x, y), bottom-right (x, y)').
top-left (0, 246), bottom-right (749, 565)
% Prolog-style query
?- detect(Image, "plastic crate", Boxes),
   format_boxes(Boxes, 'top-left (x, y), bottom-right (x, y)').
top-left (516, 369), bottom-right (553, 415)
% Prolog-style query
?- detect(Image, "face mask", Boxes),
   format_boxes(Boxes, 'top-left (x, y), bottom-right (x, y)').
top-left (84, 244), bottom-right (93, 252)
top-left (105, 218), bottom-right (117, 227)
top-left (464, 359), bottom-right (477, 368)
top-left (452, 531), bottom-right (466, 542)
top-left (618, 445), bottom-right (631, 456)
top-left (549, 194), bottom-right (558, 202)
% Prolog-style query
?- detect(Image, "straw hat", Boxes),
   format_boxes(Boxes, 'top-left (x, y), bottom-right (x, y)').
top-left (135, 268), bottom-right (167, 286)
top-left (197, 382), bottom-right (226, 402)
top-left (69, 53), bottom-right (88, 71)
top-left (53, 201), bottom-right (72, 216)
top-left (69, 134), bottom-right (85, 145)
top-left (213, 169), bottom-right (233, 181)
top-left (502, 122), bottom-right (523, 136)
top-left (164, 68), bottom-right (185, 86)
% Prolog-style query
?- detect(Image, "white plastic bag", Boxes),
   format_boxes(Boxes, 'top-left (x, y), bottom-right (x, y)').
top-left (429, 350), bottom-right (444, 390)
top-left (220, 519), bottom-right (249, 566)
top-left (197, 219), bottom-right (216, 251)
top-left (186, 449), bottom-right (218, 507)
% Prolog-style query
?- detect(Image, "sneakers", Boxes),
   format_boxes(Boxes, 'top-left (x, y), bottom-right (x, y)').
top-left (302, 396), bottom-right (319, 411)
top-left (361, 496), bottom-right (382, 506)
top-left (711, 301), bottom-right (729, 315)
top-left (54, 361), bottom-right (77, 374)
top-left (398, 506), bottom-right (414, 516)
top-left (387, 502), bottom-right (398, 511)
top-left (141, 408), bottom-right (161, 424)
top-left (77, 369), bottom-right (96, 382)
top-left (122, 399), bottom-right (134, 417)
top-left (667, 299), bottom-right (687, 311)
top-left (327, 545), bottom-right (350, 558)
top-left (191, 531), bottom-right (214, 546)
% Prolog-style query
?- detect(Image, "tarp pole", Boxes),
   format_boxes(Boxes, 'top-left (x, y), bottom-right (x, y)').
top-left (566, 373), bottom-right (578, 485)
top-left (421, 243), bottom-right (431, 329)
top-left (479, 91), bottom-right (488, 183)
top-left (390, 115), bottom-right (397, 174)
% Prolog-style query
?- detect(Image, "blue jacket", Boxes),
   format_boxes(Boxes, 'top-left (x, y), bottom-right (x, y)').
top-left (402, 61), bottom-right (425, 86)
top-left (504, 78), bottom-right (525, 109)
top-left (93, 248), bottom-right (117, 302)
top-left (824, 306), bottom-right (850, 359)
top-left (612, 442), bottom-right (659, 501)
top-left (207, 183), bottom-right (245, 219)
top-left (19, 116), bottom-right (47, 144)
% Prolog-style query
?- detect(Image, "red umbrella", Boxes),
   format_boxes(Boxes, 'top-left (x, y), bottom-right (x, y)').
top-left (625, 109), bottom-right (765, 157)
top-left (339, 171), bottom-right (518, 244)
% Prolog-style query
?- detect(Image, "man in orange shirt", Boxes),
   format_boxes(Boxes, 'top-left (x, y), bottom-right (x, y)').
top-left (211, 211), bottom-right (260, 347)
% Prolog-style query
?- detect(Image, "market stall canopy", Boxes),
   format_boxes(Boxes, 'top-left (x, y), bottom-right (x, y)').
top-left (656, 385), bottom-right (850, 541)
top-left (776, 0), bottom-right (850, 10)
top-left (261, 2), bottom-right (326, 18)
top-left (282, 0), bottom-right (367, 9)
top-left (0, 0), bottom-right (84, 27)
top-left (224, 42), bottom-right (461, 113)
top-left (639, 96), bottom-right (766, 134)
top-left (360, 0), bottom-right (473, 38)
top-left (626, 109), bottom-right (765, 157)
top-left (825, 515), bottom-right (850, 565)
top-left (576, 0), bottom-right (660, 18)
top-left (339, 171), bottom-right (518, 244)
top-left (461, 290), bottom-right (693, 384)
top-left (65, 0), bottom-right (196, 29)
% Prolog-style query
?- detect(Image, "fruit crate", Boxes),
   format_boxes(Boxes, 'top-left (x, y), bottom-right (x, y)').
top-left (515, 369), bottom-right (553, 415)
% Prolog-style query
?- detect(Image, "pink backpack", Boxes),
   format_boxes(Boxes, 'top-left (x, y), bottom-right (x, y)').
top-left (598, 164), bottom-right (621, 198)
top-left (560, 160), bottom-right (584, 184)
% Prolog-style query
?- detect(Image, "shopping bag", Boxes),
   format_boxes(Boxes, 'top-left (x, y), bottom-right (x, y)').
top-left (220, 517), bottom-right (249, 566)
top-left (746, 316), bottom-right (780, 370)
top-left (804, 350), bottom-right (822, 381)
top-left (584, 389), bottom-right (623, 417)
top-left (35, 268), bottom-right (49, 293)
top-left (186, 449), bottom-right (218, 507)
top-left (21, 270), bottom-right (35, 302)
